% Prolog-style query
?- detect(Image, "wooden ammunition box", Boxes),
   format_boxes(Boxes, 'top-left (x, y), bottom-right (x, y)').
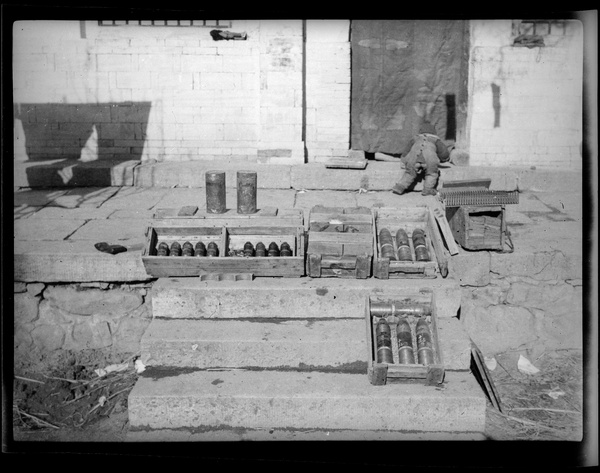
top-left (446, 205), bottom-right (505, 251)
top-left (373, 207), bottom-right (449, 279)
top-left (142, 207), bottom-right (305, 278)
top-left (365, 291), bottom-right (445, 386)
top-left (306, 206), bottom-right (374, 279)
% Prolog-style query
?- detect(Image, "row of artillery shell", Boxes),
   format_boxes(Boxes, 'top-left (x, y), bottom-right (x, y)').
top-left (378, 227), bottom-right (430, 262)
top-left (155, 241), bottom-right (293, 257)
top-left (374, 317), bottom-right (435, 366)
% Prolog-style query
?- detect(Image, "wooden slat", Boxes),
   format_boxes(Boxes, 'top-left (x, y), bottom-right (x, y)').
top-left (325, 158), bottom-right (368, 169)
top-left (308, 232), bottom-right (373, 245)
top-left (427, 210), bottom-right (449, 278)
top-left (177, 205), bottom-right (198, 216)
top-left (309, 213), bottom-right (373, 225)
top-left (425, 198), bottom-right (460, 255)
top-left (307, 242), bottom-right (342, 256)
top-left (321, 255), bottom-right (360, 269)
top-left (308, 253), bottom-right (322, 277)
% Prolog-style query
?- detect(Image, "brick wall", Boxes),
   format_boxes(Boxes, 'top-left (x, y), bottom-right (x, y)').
top-left (467, 20), bottom-right (584, 170)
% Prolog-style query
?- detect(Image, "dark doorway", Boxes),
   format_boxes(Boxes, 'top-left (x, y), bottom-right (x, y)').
top-left (350, 20), bottom-right (469, 155)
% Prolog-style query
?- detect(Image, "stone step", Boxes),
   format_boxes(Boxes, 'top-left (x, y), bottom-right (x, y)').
top-left (150, 277), bottom-right (462, 319)
top-left (141, 318), bottom-right (368, 371)
top-left (127, 369), bottom-right (486, 438)
top-left (141, 316), bottom-right (471, 371)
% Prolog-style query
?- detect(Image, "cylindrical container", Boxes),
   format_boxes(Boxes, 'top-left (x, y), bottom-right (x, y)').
top-left (243, 241), bottom-right (255, 257)
top-left (182, 241), bottom-right (194, 257)
top-left (206, 242), bottom-right (219, 257)
top-left (379, 228), bottom-right (396, 260)
top-left (205, 170), bottom-right (227, 214)
top-left (170, 241), bottom-right (182, 257)
top-left (267, 242), bottom-right (280, 257)
top-left (280, 242), bottom-right (292, 257)
top-left (156, 241), bottom-right (169, 256)
top-left (255, 242), bottom-right (267, 257)
top-left (396, 319), bottom-right (415, 364)
top-left (370, 302), bottom-right (431, 317)
top-left (395, 228), bottom-right (413, 261)
top-left (412, 228), bottom-right (430, 262)
top-left (416, 318), bottom-right (435, 365)
top-left (194, 241), bottom-right (207, 257)
top-left (375, 319), bottom-right (394, 364)
top-left (237, 170), bottom-right (257, 214)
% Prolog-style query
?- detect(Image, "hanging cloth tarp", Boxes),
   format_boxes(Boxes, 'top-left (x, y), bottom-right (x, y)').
top-left (350, 20), bottom-right (468, 154)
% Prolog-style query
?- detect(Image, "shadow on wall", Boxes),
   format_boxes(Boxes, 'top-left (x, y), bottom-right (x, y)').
top-left (14, 102), bottom-right (151, 187)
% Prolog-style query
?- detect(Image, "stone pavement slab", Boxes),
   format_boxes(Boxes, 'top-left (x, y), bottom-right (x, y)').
top-left (45, 187), bottom-right (120, 208)
top-left (14, 188), bottom-right (69, 207)
top-left (14, 218), bottom-right (88, 241)
top-left (14, 205), bottom-right (44, 220)
top-left (66, 218), bottom-right (152, 241)
top-left (127, 369), bottom-right (486, 433)
top-left (294, 190), bottom-right (358, 214)
top-left (98, 187), bottom-right (169, 210)
top-left (25, 205), bottom-right (115, 220)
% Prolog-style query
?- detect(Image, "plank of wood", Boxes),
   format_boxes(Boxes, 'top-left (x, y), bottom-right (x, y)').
top-left (324, 158), bottom-right (367, 169)
top-left (177, 205), bottom-right (199, 216)
top-left (471, 342), bottom-right (503, 412)
top-left (309, 213), bottom-right (373, 225)
top-left (308, 232), bottom-right (373, 245)
top-left (427, 210), bottom-right (449, 278)
top-left (425, 198), bottom-right (460, 255)
top-left (308, 253), bottom-right (322, 277)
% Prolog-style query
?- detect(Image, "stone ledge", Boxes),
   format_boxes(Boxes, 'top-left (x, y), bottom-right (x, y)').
top-left (14, 159), bottom-right (138, 187)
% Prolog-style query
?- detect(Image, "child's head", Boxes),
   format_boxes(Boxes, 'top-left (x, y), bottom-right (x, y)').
top-left (418, 122), bottom-right (438, 136)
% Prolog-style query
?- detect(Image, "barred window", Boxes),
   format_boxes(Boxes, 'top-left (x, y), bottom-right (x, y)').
top-left (512, 19), bottom-right (568, 37)
top-left (98, 20), bottom-right (232, 28)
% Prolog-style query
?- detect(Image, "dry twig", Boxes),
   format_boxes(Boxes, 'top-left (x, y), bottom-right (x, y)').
top-left (15, 375), bottom-right (45, 384)
top-left (13, 405), bottom-right (60, 430)
top-left (509, 407), bottom-right (580, 415)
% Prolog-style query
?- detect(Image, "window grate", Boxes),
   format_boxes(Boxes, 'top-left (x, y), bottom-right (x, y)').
top-left (98, 20), bottom-right (232, 28)
top-left (512, 19), bottom-right (568, 37)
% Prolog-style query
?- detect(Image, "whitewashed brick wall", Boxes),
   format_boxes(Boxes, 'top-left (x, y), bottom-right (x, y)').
top-left (305, 20), bottom-right (351, 162)
top-left (467, 20), bottom-right (583, 170)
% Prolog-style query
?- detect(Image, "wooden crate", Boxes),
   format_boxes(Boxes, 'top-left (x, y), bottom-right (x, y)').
top-left (446, 205), bottom-right (505, 251)
top-left (306, 206), bottom-right (374, 279)
top-left (142, 223), bottom-right (305, 278)
top-left (372, 207), bottom-right (449, 279)
top-left (365, 292), bottom-right (445, 386)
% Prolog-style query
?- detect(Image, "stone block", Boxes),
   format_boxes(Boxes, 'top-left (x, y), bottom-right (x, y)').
top-left (66, 218), bottom-right (149, 241)
top-left (14, 282), bottom-right (27, 293)
top-left (14, 292), bottom-right (40, 324)
top-left (490, 250), bottom-right (583, 281)
top-left (31, 324), bottom-right (66, 351)
top-left (26, 283), bottom-right (45, 297)
top-left (69, 320), bottom-right (113, 349)
top-left (436, 317), bottom-right (472, 370)
top-left (44, 286), bottom-right (143, 316)
top-left (449, 252), bottom-right (491, 287)
top-left (14, 218), bottom-right (87, 241)
top-left (462, 303), bottom-right (537, 355)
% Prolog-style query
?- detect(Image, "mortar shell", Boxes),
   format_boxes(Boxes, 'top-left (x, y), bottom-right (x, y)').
top-left (206, 242), bottom-right (219, 257)
top-left (280, 241), bottom-right (292, 257)
top-left (169, 241), bottom-right (182, 257)
top-left (375, 319), bottom-right (394, 364)
top-left (416, 318), bottom-right (434, 365)
top-left (379, 228), bottom-right (396, 260)
top-left (243, 241), bottom-right (255, 257)
top-left (255, 242), bottom-right (267, 257)
top-left (396, 319), bottom-right (415, 364)
top-left (412, 228), bottom-right (430, 261)
top-left (205, 170), bottom-right (226, 214)
top-left (194, 242), bottom-right (207, 257)
top-left (267, 242), bottom-right (280, 257)
top-left (157, 242), bottom-right (169, 256)
top-left (370, 302), bottom-right (431, 317)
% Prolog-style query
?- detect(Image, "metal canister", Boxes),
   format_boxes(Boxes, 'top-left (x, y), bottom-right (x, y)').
top-left (379, 228), bottom-right (396, 260)
top-left (237, 170), bottom-right (257, 214)
top-left (243, 241), bottom-right (255, 257)
top-left (267, 242), bottom-right (280, 257)
top-left (194, 241), bottom-right (207, 257)
top-left (205, 170), bottom-right (227, 214)
top-left (395, 228), bottom-right (413, 261)
top-left (412, 228), bottom-right (430, 262)
top-left (375, 319), bottom-right (394, 364)
top-left (416, 318), bottom-right (435, 366)
top-left (255, 242), bottom-right (267, 257)
top-left (182, 241), bottom-right (194, 257)
top-left (156, 241), bottom-right (169, 256)
top-left (280, 242), bottom-right (292, 257)
top-left (170, 241), bottom-right (182, 257)
top-left (206, 242), bottom-right (219, 257)
top-left (396, 319), bottom-right (415, 364)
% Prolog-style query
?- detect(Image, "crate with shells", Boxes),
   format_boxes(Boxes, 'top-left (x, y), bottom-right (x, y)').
top-left (372, 206), bottom-right (449, 279)
top-left (142, 223), bottom-right (306, 278)
top-left (306, 206), bottom-right (374, 279)
top-left (365, 291), bottom-right (445, 386)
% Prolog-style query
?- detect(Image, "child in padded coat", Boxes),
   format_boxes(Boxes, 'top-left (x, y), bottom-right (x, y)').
top-left (392, 122), bottom-right (450, 196)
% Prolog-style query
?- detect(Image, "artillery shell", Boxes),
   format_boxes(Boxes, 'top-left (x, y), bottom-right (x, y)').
top-left (237, 170), bottom-right (257, 214)
top-left (255, 242), bottom-right (267, 257)
top-left (396, 319), bottom-right (415, 364)
top-left (156, 241), bottom-right (169, 256)
top-left (416, 318), bottom-right (435, 366)
top-left (412, 228), bottom-right (430, 262)
top-left (395, 228), bottom-right (413, 261)
top-left (243, 241), bottom-right (255, 257)
top-left (169, 241), bottom-right (182, 257)
top-left (375, 319), bottom-right (394, 364)
top-left (379, 228), bottom-right (396, 260)
top-left (267, 242), bottom-right (280, 257)
top-left (370, 302), bottom-right (431, 317)
top-left (194, 241), bottom-right (207, 257)
top-left (206, 241), bottom-right (219, 257)
top-left (280, 241), bottom-right (292, 257)
top-left (205, 170), bottom-right (226, 214)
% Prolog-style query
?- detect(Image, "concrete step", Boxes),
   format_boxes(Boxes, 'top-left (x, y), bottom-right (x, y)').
top-left (127, 369), bottom-right (486, 439)
top-left (141, 316), bottom-right (472, 371)
top-left (141, 318), bottom-right (368, 371)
